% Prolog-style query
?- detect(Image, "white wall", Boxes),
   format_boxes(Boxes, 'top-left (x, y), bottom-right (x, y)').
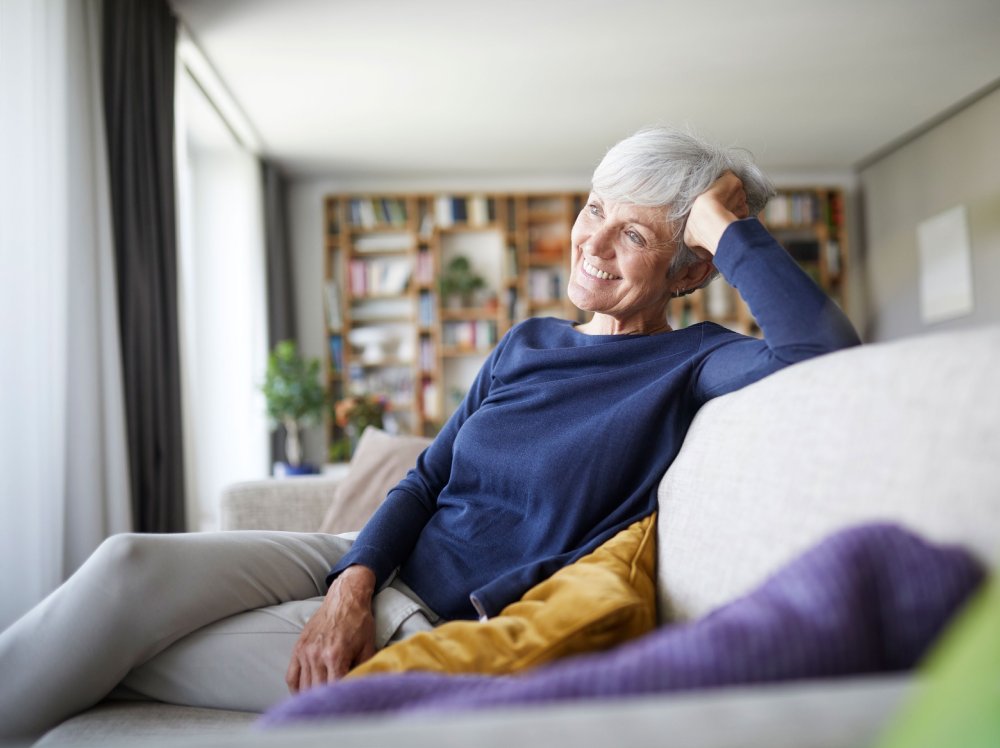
top-left (860, 85), bottom-right (1000, 342)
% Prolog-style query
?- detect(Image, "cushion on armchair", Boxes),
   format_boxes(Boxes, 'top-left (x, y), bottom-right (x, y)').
top-left (319, 427), bottom-right (431, 534)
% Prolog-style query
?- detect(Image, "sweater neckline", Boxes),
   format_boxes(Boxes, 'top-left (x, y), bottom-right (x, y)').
top-left (558, 318), bottom-right (702, 343)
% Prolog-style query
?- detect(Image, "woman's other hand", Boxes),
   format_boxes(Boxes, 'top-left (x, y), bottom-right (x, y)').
top-left (286, 564), bottom-right (376, 693)
top-left (683, 172), bottom-right (750, 256)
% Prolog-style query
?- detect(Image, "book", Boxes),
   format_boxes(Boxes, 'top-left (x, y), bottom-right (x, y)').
top-left (422, 379), bottom-right (439, 420)
top-left (435, 195), bottom-right (454, 228)
top-left (349, 258), bottom-right (412, 296)
top-left (323, 280), bottom-right (343, 331)
top-left (418, 291), bottom-right (436, 326)
top-left (452, 197), bottom-right (468, 223)
top-left (328, 334), bottom-right (344, 372)
top-left (469, 195), bottom-right (489, 226)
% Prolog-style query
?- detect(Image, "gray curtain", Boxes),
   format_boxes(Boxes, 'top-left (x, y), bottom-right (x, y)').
top-left (102, 0), bottom-right (185, 532)
top-left (262, 161), bottom-right (297, 464)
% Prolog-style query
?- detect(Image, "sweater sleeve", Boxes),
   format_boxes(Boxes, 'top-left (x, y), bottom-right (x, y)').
top-left (692, 218), bottom-right (861, 402)
top-left (326, 330), bottom-right (512, 591)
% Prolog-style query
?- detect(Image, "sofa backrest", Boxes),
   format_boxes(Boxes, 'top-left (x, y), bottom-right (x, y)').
top-left (656, 324), bottom-right (1000, 624)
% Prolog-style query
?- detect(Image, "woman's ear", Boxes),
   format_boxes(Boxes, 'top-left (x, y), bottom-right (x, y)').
top-left (669, 257), bottom-right (716, 295)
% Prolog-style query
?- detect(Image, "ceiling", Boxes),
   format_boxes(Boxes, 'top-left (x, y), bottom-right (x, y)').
top-left (170, 0), bottom-right (1000, 181)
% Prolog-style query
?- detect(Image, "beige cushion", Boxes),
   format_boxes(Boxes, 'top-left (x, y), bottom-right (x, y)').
top-left (656, 324), bottom-right (1000, 624)
top-left (318, 427), bottom-right (432, 533)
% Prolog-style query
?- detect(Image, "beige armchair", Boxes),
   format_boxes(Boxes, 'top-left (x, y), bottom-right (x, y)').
top-left (219, 475), bottom-right (342, 532)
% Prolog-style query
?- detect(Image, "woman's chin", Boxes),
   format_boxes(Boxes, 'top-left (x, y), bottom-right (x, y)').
top-left (567, 281), bottom-right (602, 314)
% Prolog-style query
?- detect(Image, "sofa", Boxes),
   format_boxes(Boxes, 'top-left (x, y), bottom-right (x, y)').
top-left (34, 323), bottom-right (1000, 747)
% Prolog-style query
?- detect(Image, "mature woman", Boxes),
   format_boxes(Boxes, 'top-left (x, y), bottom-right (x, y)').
top-left (0, 127), bottom-right (859, 739)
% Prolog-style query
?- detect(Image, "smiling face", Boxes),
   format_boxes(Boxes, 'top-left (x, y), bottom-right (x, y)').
top-left (568, 194), bottom-right (706, 335)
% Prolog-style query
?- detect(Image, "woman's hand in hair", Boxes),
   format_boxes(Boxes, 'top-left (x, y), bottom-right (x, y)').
top-left (683, 172), bottom-right (749, 256)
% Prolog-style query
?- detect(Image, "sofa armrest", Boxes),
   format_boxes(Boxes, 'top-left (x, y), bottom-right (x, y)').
top-left (219, 476), bottom-right (341, 532)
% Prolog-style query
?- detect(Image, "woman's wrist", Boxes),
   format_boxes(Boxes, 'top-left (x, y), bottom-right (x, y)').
top-left (333, 564), bottom-right (376, 597)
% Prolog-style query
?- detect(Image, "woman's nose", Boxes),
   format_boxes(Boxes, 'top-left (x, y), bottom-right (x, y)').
top-left (584, 227), bottom-right (615, 258)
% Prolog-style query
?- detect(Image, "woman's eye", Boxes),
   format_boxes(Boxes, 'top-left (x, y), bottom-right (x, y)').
top-left (587, 203), bottom-right (601, 217)
top-left (626, 230), bottom-right (643, 245)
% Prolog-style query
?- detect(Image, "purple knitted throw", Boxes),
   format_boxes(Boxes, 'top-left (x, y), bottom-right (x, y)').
top-left (261, 523), bottom-right (983, 726)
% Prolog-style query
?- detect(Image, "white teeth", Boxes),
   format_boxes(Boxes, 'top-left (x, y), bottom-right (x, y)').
top-left (583, 259), bottom-right (621, 280)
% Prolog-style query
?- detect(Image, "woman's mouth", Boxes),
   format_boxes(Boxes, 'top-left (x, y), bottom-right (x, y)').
top-left (582, 259), bottom-right (622, 281)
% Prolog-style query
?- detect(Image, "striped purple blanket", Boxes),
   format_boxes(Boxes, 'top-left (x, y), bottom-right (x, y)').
top-left (261, 523), bottom-right (982, 726)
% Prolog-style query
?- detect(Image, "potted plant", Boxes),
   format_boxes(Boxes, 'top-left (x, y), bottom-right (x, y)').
top-left (328, 393), bottom-right (389, 462)
top-left (439, 255), bottom-right (486, 308)
top-left (261, 340), bottom-right (327, 475)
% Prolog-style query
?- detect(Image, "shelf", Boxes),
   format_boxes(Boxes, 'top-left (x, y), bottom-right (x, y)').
top-left (352, 292), bottom-right (413, 302)
top-left (346, 315), bottom-right (415, 324)
top-left (527, 253), bottom-right (566, 266)
top-left (442, 346), bottom-right (494, 357)
top-left (525, 211), bottom-right (568, 223)
top-left (438, 223), bottom-right (502, 234)
top-left (347, 225), bottom-right (412, 234)
top-left (349, 247), bottom-right (414, 257)
top-left (440, 308), bottom-right (499, 321)
top-left (350, 359), bottom-right (414, 369)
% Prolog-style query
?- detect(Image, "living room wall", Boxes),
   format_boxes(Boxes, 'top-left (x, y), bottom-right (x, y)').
top-left (860, 84), bottom-right (1000, 342)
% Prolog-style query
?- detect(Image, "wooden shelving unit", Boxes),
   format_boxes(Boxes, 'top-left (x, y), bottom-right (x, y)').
top-left (323, 188), bottom-right (848, 450)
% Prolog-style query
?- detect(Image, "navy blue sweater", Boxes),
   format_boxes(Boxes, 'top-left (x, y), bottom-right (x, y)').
top-left (329, 219), bottom-right (860, 620)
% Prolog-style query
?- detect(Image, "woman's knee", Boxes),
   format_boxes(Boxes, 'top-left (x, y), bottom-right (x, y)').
top-left (90, 533), bottom-right (171, 591)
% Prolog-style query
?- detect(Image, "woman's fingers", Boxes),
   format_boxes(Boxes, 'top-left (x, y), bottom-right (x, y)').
top-left (285, 656), bottom-right (300, 693)
top-left (285, 565), bottom-right (377, 694)
top-left (684, 172), bottom-right (748, 255)
top-left (713, 172), bottom-right (748, 217)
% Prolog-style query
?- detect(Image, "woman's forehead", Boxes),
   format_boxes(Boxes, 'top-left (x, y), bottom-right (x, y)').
top-left (590, 193), bottom-right (671, 228)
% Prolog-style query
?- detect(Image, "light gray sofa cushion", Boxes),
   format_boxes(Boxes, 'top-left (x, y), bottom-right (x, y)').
top-left (657, 324), bottom-right (1000, 623)
top-left (36, 675), bottom-right (912, 748)
top-left (34, 702), bottom-right (257, 746)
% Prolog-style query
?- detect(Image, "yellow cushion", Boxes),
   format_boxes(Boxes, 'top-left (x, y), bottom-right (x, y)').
top-left (347, 512), bottom-right (657, 678)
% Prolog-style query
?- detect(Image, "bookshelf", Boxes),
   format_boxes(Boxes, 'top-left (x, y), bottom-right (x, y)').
top-left (323, 188), bottom-right (848, 451)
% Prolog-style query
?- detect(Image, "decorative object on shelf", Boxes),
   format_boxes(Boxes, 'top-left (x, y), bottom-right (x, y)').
top-left (262, 340), bottom-right (327, 475)
top-left (439, 255), bottom-right (485, 308)
top-left (330, 393), bottom-right (389, 461)
top-left (348, 326), bottom-right (395, 365)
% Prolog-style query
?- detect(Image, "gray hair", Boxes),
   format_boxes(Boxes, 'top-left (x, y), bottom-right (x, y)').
top-left (591, 126), bottom-right (775, 293)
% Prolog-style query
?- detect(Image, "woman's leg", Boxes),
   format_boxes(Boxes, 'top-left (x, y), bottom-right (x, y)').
top-left (0, 530), bottom-right (352, 739)
top-left (112, 576), bottom-right (440, 713)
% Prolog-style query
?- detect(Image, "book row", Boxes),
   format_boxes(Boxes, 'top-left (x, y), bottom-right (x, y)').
top-left (762, 191), bottom-right (845, 229)
top-left (527, 268), bottom-right (565, 303)
top-left (349, 198), bottom-right (408, 229)
top-left (434, 195), bottom-right (497, 228)
top-left (348, 258), bottom-right (412, 297)
top-left (442, 320), bottom-right (499, 351)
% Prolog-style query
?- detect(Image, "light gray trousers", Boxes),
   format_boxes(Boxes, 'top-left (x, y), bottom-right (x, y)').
top-left (0, 531), bottom-right (439, 739)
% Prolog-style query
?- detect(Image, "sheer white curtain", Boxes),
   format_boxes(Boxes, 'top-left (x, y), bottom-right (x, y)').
top-left (0, 0), bottom-right (132, 629)
top-left (175, 61), bottom-right (270, 530)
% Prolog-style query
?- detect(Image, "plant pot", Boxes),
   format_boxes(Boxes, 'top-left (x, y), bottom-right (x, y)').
top-left (276, 462), bottom-right (319, 477)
